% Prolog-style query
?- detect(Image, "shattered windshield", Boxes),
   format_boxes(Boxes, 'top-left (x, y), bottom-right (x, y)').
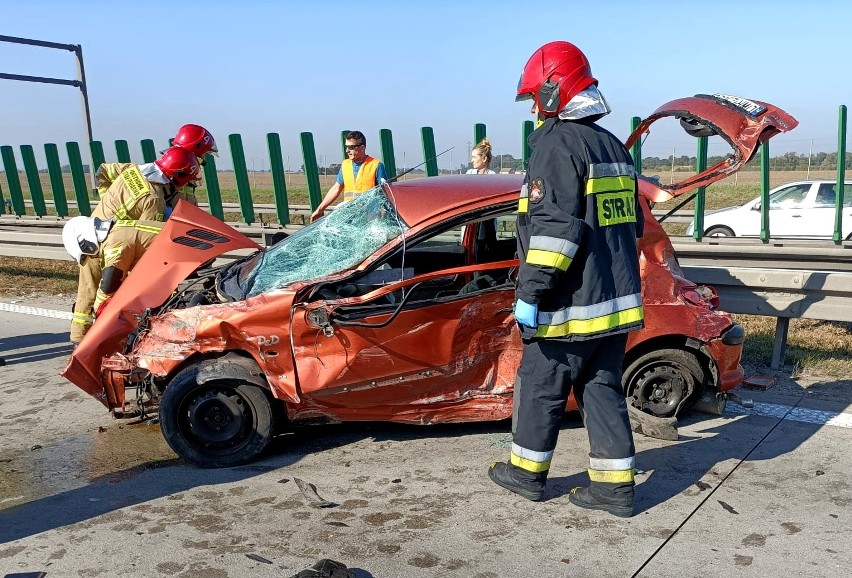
top-left (243, 185), bottom-right (408, 297)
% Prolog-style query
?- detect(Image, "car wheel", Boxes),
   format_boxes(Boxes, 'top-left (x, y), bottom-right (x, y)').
top-left (622, 348), bottom-right (706, 418)
top-left (704, 226), bottom-right (735, 237)
top-left (159, 365), bottom-right (275, 468)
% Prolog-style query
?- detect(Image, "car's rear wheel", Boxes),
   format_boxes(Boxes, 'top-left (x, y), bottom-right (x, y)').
top-left (704, 225), bottom-right (735, 237)
top-left (160, 365), bottom-right (275, 468)
top-left (622, 348), bottom-right (706, 418)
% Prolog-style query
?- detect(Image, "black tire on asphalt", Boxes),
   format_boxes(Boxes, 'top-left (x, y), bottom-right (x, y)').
top-left (159, 364), bottom-right (275, 468)
top-left (622, 348), bottom-right (706, 418)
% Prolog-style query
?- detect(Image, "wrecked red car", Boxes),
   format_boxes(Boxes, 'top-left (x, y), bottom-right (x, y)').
top-left (63, 94), bottom-right (797, 467)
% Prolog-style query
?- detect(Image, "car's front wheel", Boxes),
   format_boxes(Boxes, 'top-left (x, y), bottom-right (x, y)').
top-left (159, 365), bottom-right (275, 468)
top-left (622, 348), bottom-right (706, 418)
top-left (704, 225), bottom-right (735, 237)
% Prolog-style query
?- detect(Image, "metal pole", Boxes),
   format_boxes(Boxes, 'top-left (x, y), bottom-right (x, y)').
top-left (670, 142), bottom-right (675, 184)
top-left (807, 138), bottom-right (813, 179)
top-left (73, 45), bottom-right (96, 186)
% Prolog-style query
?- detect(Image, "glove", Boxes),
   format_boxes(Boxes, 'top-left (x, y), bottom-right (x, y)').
top-left (513, 298), bottom-right (538, 328)
top-left (95, 296), bottom-right (113, 318)
top-left (164, 204), bottom-right (174, 219)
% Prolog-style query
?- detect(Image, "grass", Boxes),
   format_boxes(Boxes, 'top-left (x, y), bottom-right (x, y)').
top-left (1, 256), bottom-right (849, 378)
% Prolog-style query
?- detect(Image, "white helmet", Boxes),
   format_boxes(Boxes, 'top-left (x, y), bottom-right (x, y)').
top-left (62, 216), bottom-right (111, 263)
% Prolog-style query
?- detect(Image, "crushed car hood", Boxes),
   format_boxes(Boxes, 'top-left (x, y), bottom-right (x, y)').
top-left (61, 201), bottom-right (261, 405)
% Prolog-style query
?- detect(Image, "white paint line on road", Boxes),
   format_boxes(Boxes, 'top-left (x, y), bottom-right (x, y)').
top-left (726, 401), bottom-right (852, 429)
top-left (1, 301), bottom-right (73, 320)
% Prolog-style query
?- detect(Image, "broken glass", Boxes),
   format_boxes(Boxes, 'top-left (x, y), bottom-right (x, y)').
top-left (243, 186), bottom-right (408, 297)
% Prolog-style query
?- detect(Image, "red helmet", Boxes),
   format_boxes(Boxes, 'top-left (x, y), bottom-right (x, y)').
top-left (155, 146), bottom-right (202, 188)
top-left (172, 124), bottom-right (218, 157)
top-left (516, 41), bottom-right (597, 118)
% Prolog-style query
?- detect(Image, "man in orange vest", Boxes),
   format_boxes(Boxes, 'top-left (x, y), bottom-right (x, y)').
top-left (310, 131), bottom-right (388, 222)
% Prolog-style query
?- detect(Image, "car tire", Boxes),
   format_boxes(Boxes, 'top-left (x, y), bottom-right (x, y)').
top-left (704, 226), bottom-right (735, 237)
top-left (622, 348), bottom-right (706, 418)
top-left (159, 364), bottom-right (275, 468)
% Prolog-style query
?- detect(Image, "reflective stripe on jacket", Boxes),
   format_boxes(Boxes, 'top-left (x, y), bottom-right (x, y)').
top-left (342, 156), bottom-right (380, 201)
top-left (516, 116), bottom-right (644, 341)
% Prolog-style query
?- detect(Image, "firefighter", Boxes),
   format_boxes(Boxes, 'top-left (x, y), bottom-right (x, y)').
top-left (167, 123), bottom-right (219, 191)
top-left (309, 131), bottom-right (389, 222)
top-left (488, 41), bottom-right (644, 517)
top-left (62, 216), bottom-right (163, 321)
top-left (69, 147), bottom-right (200, 344)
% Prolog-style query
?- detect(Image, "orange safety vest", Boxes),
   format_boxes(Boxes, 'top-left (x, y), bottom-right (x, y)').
top-left (342, 156), bottom-right (380, 201)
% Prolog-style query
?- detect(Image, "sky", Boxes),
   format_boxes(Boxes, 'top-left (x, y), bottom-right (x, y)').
top-left (1, 0), bottom-right (850, 172)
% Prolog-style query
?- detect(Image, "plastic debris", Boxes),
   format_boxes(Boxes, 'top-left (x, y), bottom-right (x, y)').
top-left (293, 477), bottom-right (337, 508)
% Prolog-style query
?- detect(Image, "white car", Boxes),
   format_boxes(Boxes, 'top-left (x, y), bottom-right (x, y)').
top-left (686, 180), bottom-right (852, 239)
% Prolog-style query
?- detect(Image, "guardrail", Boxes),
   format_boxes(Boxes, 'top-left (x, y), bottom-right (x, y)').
top-left (2, 215), bottom-right (850, 369)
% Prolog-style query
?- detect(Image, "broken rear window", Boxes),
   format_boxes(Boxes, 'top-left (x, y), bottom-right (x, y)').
top-left (243, 186), bottom-right (408, 297)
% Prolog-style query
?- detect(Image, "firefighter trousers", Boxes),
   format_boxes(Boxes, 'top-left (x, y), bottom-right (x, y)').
top-left (70, 256), bottom-right (101, 343)
top-left (512, 332), bottom-right (635, 476)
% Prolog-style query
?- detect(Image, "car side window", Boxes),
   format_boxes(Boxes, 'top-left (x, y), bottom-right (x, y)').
top-left (768, 184), bottom-right (810, 209)
top-left (815, 184), bottom-right (836, 207)
top-left (845, 184), bottom-right (852, 208)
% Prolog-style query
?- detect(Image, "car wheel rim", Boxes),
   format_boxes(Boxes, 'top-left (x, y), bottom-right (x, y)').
top-left (181, 386), bottom-right (253, 450)
top-left (630, 365), bottom-right (689, 417)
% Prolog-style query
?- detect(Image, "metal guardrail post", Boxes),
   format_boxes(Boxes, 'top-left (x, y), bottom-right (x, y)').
top-left (0, 146), bottom-right (26, 215)
top-left (421, 127), bottom-right (438, 177)
top-left (115, 139), bottom-right (131, 163)
top-left (300, 132), bottom-right (322, 210)
top-left (140, 139), bottom-right (157, 164)
top-left (693, 136), bottom-right (708, 240)
top-left (267, 132), bottom-right (290, 225)
top-left (66, 141), bottom-right (91, 215)
top-left (522, 120), bottom-right (534, 171)
top-left (340, 130), bottom-right (352, 159)
top-left (201, 153), bottom-right (224, 220)
top-left (20, 145), bottom-right (47, 216)
top-left (834, 104), bottom-right (847, 244)
top-left (44, 143), bottom-right (69, 217)
top-left (380, 128), bottom-right (397, 178)
top-left (760, 143), bottom-right (770, 242)
top-left (228, 134), bottom-right (255, 224)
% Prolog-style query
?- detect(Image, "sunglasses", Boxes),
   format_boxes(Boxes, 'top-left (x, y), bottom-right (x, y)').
top-left (344, 143), bottom-right (364, 150)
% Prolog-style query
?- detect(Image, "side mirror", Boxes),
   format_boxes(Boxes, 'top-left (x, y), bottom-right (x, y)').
top-left (751, 203), bottom-right (761, 211)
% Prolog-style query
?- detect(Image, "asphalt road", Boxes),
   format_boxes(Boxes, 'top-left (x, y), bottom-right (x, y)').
top-left (1, 295), bottom-right (850, 578)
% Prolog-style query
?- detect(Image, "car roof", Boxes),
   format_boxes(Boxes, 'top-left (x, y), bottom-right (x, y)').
top-left (385, 174), bottom-right (524, 226)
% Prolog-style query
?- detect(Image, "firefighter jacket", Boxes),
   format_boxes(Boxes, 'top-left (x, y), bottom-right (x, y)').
top-left (91, 163), bottom-right (198, 222)
top-left (342, 156), bottom-right (381, 201)
top-left (92, 220), bottom-right (163, 312)
top-left (515, 116), bottom-right (644, 341)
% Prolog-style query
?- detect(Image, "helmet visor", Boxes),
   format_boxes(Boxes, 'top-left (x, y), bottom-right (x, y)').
top-left (515, 73), bottom-right (533, 102)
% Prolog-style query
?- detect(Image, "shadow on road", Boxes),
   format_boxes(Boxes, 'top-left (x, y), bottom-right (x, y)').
top-left (0, 331), bottom-right (72, 365)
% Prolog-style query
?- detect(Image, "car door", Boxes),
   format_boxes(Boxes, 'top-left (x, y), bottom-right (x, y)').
top-left (288, 216), bottom-right (522, 417)
top-left (766, 183), bottom-right (813, 237)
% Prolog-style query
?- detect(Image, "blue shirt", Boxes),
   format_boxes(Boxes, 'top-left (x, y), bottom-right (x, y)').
top-left (336, 158), bottom-right (388, 186)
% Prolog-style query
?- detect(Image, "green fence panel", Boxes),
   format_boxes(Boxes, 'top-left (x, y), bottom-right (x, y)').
top-left (267, 132), bottom-right (290, 225)
top-left (66, 142), bottom-right (91, 215)
top-left (380, 129), bottom-right (397, 178)
top-left (90, 140), bottom-right (105, 175)
top-left (692, 136), bottom-right (708, 240)
top-left (0, 181), bottom-right (5, 215)
top-left (301, 132), bottom-right (322, 210)
top-left (420, 127), bottom-right (438, 177)
top-left (474, 123), bottom-right (486, 148)
top-left (44, 143), bottom-right (69, 217)
top-left (760, 143), bottom-right (770, 242)
top-left (228, 133), bottom-right (255, 224)
top-left (141, 139), bottom-right (157, 163)
top-left (202, 153), bottom-right (224, 220)
top-left (0, 146), bottom-right (26, 215)
top-left (20, 145), bottom-right (47, 216)
top-left (522, 121), bottom-right (534, 171)
top-left (834, 104), bottom-right (847, 243)
top-left (115, 139), bottom-right (131, 163)
top-left (630, 116), bottom-right (642, 174)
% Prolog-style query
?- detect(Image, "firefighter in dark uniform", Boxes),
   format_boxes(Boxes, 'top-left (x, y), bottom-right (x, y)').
top-left (488, 41), bottom-right (644, 517)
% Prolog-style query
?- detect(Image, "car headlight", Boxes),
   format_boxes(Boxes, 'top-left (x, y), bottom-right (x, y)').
top-left (721, 323), bottom-right (745, 345)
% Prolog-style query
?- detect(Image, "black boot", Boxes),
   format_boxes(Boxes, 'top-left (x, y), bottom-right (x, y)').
top-left (568, 483), bottom-right (634, 518)
top-left (488, 461), bottom-right (546, 501)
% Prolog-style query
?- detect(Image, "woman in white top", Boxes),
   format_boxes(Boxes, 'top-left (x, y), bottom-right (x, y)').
top-left (466, 138), bottom-right (496, 174)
